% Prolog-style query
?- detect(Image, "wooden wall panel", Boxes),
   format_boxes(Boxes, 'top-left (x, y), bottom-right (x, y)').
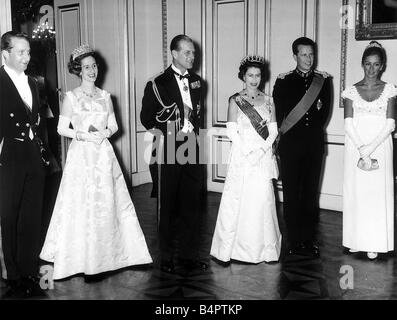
top-left (213, 0), bottom-right (247, 127)
top-left (167, 0), bottom-right (185, 68)
top-left (133, 0), bottom-right (205, 185)
top-left (269, 0), bottom-right (304, 87)
top-left (134, 0), bottom-right (163, 134)
top-left (212, 136), bottom-right (230, 183)
top-left (56, 4), bottom-right (84, 93)
top-left (133, 0), bottom-right (164, 184)
top-left (54, 0), bottom-right (87, 166)
top-left (86, 0), bottom-right (133, 174)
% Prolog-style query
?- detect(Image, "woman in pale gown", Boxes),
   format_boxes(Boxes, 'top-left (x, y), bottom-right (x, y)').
top-left (40, 45), bottom-right (152, 280)
top-left (210, 55), bottom-right (281, 264)
top-left (342, 41), bottom-right (396, 260)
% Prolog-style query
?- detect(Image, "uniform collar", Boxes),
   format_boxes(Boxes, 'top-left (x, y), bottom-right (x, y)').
top-left (171, 64), bottom-right (189, 77)
top-left (294, 68), bottom-right (313, 78)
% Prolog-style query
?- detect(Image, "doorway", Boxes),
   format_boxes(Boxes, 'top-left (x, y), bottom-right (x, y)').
top-left (10, 0), bottom-right (62, 245)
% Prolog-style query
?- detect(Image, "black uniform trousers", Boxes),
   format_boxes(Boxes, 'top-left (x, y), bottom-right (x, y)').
top-left (159, 161), bottom-right (202, 262)
top-left (0, 138), bottom-right (45, 280)
top-left (279, 132), bottom-right (324, 247)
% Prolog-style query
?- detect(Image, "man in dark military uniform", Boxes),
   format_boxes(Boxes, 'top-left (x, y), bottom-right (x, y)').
top-left (140, 34), bottom-right (207, 273)
top-left (273, 37), bottom-right (331, 258)
top-left (0, 31), bottom-right (46, 298)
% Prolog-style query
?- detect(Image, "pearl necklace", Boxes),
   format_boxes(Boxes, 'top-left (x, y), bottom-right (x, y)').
top-left (81, 87), bottom-right (97, 98)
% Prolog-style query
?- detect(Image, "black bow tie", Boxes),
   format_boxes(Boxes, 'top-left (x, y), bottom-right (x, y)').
top-left (174, 72), bottom-right (190, 80)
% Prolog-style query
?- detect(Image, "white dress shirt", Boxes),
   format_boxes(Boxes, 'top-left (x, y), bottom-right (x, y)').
top-left (172, 64), bottom-right (194, 133)
top-left (4, 64), bottom-right (34, 139)
top-left (4, 64), bottom-right (33, 109)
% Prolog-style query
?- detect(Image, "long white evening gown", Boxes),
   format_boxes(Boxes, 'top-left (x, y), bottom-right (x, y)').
top-left (342, 83), bottom-right (396, 253)
top-left (210, 94), bottom-right (282, 263)
top-left (40, 89), bottom-right (152, 280)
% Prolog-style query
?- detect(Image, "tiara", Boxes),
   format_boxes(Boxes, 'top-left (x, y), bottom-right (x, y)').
top-left (367, 41), bottom-right (382, 49)
top-left (71, 44), bottom-right (94, 60)
top-left (240, 54), bottom-right (265, 66)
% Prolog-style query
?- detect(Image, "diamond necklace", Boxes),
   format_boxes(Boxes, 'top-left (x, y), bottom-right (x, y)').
top-left (243, 90), bottom-right (260, 100)
top-left (81, 87), bottom-right (97, 98)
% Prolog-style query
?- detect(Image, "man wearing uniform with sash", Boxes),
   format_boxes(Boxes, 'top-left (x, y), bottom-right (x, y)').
top-left (273, 37), bottom-right (331, 258)
top-left (141, 34), bottom-right (207, 273)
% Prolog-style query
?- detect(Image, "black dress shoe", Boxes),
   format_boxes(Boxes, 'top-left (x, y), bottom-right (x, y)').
top-left (1, 280), bottom-right (20, 300)
top-left (311, 245), bottom-right (320, 257)
top-left (179, 259), bottom-right (209, 271)
top-left (212, 258), bottom-right (230, 267)
top-left (197, 261), bottom-right (209, 270)
top-left (19, 277), bottom-right (47, 299)
top-left (160, 260), bottom-right (175, 273)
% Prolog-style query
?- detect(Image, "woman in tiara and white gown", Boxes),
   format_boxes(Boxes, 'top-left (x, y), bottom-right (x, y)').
top-left (210, 55), bottom-right (281, 264)
top-left (40, 45), bottom-right (152, 280)
top-left (342, 41), bottom-right (396, 260)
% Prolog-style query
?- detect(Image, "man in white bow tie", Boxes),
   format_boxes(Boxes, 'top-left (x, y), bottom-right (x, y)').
top-left (0, 31), bottom-right (46, 299)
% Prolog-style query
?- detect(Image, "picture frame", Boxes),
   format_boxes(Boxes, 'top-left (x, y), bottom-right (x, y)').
top-left (355, 0), bottom-right (397, 40)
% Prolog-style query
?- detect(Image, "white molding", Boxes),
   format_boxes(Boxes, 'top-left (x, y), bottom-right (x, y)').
top-left (339, 0), bottom-right (349, 108)
top-left (325, 134), bottom-right (345, 145)
top-left (0, 0), bottom-right (12, 65)
top-left (319, 193), bottom-right (343, 212)
top-left (264, 0), bottom-right (271, 95)
top-left (301, 0), bottom-right (307, 35)
top-left (131, 170), bottom-right (152, 187)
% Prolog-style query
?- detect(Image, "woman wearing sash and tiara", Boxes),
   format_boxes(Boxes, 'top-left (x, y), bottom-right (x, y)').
top-left (40, 45), bottom-right (152, 281)
top-left (210, 55), bottom-right (281, 264)
top-left (342, 41), bottom-right (396, 260)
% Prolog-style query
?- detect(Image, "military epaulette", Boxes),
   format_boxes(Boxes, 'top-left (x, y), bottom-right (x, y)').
top-left (314, 70), bottom-right (331, 78)
top-left (277, 70), bottom-right (293, 80)
top-left (148, 70), bottom-right (166, 83)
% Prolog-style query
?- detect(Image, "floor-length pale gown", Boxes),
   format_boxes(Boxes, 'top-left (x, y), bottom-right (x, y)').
top-left (40, 89), bottom-right (152, 280)
top-left (342, 83), bottom-right (396, 253)
top-left (210, 94), bottom-right (281, 263)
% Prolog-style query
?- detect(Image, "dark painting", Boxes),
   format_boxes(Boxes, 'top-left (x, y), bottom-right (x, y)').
top-left (372, 0), bottom-right (397, 24)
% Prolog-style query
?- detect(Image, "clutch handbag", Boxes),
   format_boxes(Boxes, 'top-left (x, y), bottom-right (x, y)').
top-left (88, 125), bottom-right (98, 132)
top-left (357, 158), bottom-right (379, 171)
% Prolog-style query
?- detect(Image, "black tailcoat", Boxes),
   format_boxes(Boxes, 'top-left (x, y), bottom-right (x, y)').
top-left (0, 66), bottom-right (45, 280)
top-left (140, 66), bottom-right (205, 262)
top-left (273, 68), bottom-right (332, 246)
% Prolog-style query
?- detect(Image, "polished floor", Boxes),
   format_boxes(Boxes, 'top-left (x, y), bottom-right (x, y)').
top-left (1, 182), bottom-right (397, 300)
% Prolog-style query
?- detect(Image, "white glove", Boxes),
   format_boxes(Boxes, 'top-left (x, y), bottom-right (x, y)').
top-left (360, 119), bottom-right (395, 158)
top-left (57, 115), bottom-right (76, 139)
top-left (76, 131), bottom-right (104, 145)
top-left (92, 129), bottom-right (111, 139)
top-left (259, 122), bottom-right (278, 154)
top-left (345, 117), bottom-right (364, 150)
top-left (96, 113), bottom-right (118, 139)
